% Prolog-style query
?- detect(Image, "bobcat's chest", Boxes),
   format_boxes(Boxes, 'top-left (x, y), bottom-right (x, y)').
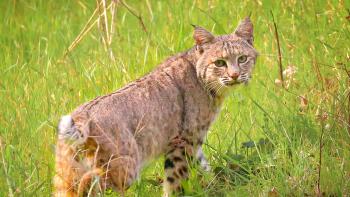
top-left (182, 95), bottom-right (222, 144)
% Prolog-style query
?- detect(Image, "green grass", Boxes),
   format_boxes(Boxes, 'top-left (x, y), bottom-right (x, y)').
top-left (1, 0), bottom-right (350, 196)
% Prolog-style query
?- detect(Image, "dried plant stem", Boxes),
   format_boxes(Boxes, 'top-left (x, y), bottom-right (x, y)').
top-left (108, 1), bottom-right (117, 61)
top-left (96, 0), bottom-right (109, 50)
top-left (63, 1), bottom-right (114, 58)
top-left (64, 5), bottom-right (99, 57)
top-left (0, 139), bottom-right (14, 197)
top-left (345, 66), bottom-right (350, 135)
top-left (145, 0), bottom-right (153, 21)
top-left (64, 0), bottom-right (146, 60)
top-left (102, 0), bottom-right (110, 43)
top-left (109, 1), bottom-right (116, 45)
top-left (312, 58), bottom-right (325, 91)
top-left (271, 11), bottom-right (284, 87)
top-left (96, 0), bottom-right (116, 61)
top-left (348, 85), bottom-right (350, 136)
top-left (119, 0), bottom-right (148, 33)
top-left (316, 123), bottom-right (325, 197)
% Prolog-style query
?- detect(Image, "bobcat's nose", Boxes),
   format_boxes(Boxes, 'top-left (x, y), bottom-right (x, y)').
top-left (228, 70), bottom-right (240, 80)
top-left (228, 65), bottom-right (240, 80)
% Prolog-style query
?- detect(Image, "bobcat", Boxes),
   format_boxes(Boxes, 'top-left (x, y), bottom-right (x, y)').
top-left (54, 17), bottom-right (258, 196)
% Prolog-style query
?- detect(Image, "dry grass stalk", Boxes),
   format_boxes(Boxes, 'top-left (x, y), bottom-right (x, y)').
top-left (344, 66), bottom-right (350, 135)
top-left (96, 0), bottom-right (108, 50)
top-left (96, 0), bottom-right (116, 61)
top-left (0, 138), bottom-right (14, 197)
top-left (64, 5), bottom-right (99, 57)
top-left (63, 1), bottom-right (115, 59)
top-left (119, 0), bottom-right (148, 33)
top-left (64, 0), bottom-right (148, 61)
top-left (109, 1), bottom-right (117, 45)
top-left (270, 11), bottom-right (284, 88)
top-left (102, 0), bottom-right (110, 44)
top-left (316, 120), bottom-right (326, 197)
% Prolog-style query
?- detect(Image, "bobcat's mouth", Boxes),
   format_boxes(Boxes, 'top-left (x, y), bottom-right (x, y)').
top-left (219, 78), bottom-right (240, 86)
top-left (226, 81), bottom-right (240, 86)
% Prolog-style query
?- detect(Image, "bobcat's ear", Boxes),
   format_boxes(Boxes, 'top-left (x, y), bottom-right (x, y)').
top-left (192, 25), bottom-right (215, 45)
top-left (233, 17), bottom-right (254, 46)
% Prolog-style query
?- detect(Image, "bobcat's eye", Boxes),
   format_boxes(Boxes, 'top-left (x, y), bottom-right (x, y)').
top-left (238, 55), bottom-right (248, 64)
top-left (214, 60), bottom-right (227, 67)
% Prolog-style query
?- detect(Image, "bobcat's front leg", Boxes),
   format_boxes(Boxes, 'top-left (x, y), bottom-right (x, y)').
top-left (196, 146), bottom-right (210, 171)
top-left (163, 136), bottom-right (211, 196)
top-left (163, 136), bottom-right (194, 196)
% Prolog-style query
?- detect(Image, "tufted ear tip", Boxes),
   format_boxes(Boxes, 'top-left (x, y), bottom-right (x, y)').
top-left (192, 25), bottom-right (215, 45)
top-left (233, 17), bottom-right (254, 45)
top-left (244, 16), bottom-right (252, 22)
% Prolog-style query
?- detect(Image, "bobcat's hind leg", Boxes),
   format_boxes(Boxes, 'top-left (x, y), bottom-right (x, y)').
top-left (54, 115), bottom-right (86, 197)
top-left (54, 139), bottom-right (84, 197)
top-left (54, 115), bottom-right (103, 196)
top-left (102, 154), bottom-right (139, 194)
top-left (90, 125), bottom-right (141, 194)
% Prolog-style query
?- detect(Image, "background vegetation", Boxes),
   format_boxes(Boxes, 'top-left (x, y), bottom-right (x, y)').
top-left (1, 0), bottom-right (349, 196)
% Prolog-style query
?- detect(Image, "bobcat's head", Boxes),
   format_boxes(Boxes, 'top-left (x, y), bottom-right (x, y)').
top-left (193, 17), bottom-right (258, 96)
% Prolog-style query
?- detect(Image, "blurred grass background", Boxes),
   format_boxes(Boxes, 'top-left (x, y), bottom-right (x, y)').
top-left (0, 0), bottom-right (349, 196)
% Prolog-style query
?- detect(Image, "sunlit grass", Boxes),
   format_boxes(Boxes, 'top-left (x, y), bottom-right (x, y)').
top-left (0, 0), bottom-right (349, 196)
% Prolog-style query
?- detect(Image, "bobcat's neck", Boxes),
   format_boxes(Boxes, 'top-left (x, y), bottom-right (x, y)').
top-left (182, 47), bottom-right (198, 66)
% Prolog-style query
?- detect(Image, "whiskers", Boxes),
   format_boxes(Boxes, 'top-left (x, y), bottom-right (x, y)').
top-left (201, 74), bottom-right (252, 97)
top-left (203, 80), bottom-right (226, 97)
top-left (219, 74), bottom-right (251, 86)
top-left (237, 73), bottom-right (251, 85)
top-left (219, 77), bottom-right (234, 86)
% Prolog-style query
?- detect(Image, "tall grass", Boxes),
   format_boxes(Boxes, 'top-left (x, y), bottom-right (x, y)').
top-left (0, 0), bottom-right (349, 196)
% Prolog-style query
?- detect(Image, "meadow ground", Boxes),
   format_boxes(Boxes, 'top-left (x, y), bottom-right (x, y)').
top-left (1, 0), bottom-right (350, 196)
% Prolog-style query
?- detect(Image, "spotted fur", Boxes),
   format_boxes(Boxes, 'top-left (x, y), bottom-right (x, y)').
top-left (54, 17), bottom-right (258, 196)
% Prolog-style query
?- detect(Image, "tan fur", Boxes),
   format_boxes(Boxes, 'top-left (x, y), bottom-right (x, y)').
top-left (54, 17), bottom-right (258, 196)
top-left (77, 168), bottom-right (103, 196)
top-left (54, 140), bottom-right (83, 197)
